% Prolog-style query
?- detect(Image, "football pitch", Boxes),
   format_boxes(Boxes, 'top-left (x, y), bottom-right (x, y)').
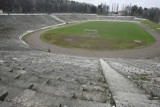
top-left (40, 21), bottom-right (155, 50)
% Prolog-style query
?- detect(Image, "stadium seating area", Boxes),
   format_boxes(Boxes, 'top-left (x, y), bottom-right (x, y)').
top-left (53, 13), bottom-right (97, 22)
top-left (0, 13), bottom-right (159, 107)
top-left (0, 15), bottom-right (62, 50)
top-left (0, 51), bottom-right (112, 107)
top-left (98, 16), bottom-right (135, 21)
top-left (107, 58), bottom-right (160, 100)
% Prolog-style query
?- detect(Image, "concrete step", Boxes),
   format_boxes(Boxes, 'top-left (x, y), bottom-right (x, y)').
top-left (0, 101), bottom-right (24, 107)
top-left (100, 59), bottom-right (160, 107)
top-left (13, 89), bottom-right (111, 107)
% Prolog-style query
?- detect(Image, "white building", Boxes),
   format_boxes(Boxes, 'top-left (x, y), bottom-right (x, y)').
top-left (0, 10), bottom-right (3, 14)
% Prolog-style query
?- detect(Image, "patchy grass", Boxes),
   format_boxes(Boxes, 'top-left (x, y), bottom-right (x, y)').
top-left (139, 74), bottom-right (150, 81)
top-left (41, 21), bottom-right (155, 50)
top-left (142, 20), bottom-right (160, 32)
top-left (22, 32), bottom-right (33, 43)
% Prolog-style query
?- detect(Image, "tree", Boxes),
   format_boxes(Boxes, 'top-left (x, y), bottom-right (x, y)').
top-left (97, 3), bottom-right (109, 15)
top-left (148, 8), bottom-right (160, 22)
top-left (124, 5), bottom-right (132, 15)
top-left (138, 6), bottom-right (143, 16)
top-left (0, 0), bottom-right (159, 23)
top-left (142, 7), bottom-right (148, 18)
top-left (131, 5), bottom-right (138, 16)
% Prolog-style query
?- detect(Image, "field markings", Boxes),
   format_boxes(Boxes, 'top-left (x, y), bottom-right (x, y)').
top-left (25, 20), bottom-right (160, 58)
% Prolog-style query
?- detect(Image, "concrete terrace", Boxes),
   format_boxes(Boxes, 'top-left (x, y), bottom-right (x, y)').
top-left (0, 13), bottom-right (160, 107)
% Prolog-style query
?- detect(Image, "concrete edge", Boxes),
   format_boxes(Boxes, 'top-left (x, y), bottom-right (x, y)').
top-left (19, 23), bottom-right (66, 46)
top-left (100, 59), bottom-right (116, 107)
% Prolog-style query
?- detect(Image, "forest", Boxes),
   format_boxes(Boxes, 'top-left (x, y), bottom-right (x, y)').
top-left (0, 0), bottom-right (159, 22)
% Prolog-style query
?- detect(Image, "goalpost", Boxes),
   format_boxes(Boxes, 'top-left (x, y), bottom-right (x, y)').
top-left (84, 29), bottom-right (98, 36)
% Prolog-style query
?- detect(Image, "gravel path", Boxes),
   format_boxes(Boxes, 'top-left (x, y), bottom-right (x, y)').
top-left (26, 23), bottom-right (160, 58)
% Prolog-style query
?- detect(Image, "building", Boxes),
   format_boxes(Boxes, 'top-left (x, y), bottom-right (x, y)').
top-left (0, 10), bottom-right (3, 14)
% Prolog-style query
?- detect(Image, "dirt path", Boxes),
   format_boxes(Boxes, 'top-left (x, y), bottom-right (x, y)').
top-left (26, 23), bottom-right (160, 58)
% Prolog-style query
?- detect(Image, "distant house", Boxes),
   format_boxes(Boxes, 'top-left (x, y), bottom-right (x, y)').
top-left (0, 10), bottom-right (3, 14)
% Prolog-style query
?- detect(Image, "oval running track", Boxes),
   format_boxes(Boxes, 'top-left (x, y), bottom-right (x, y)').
top-left (25, 22), bottom-right (160, 58)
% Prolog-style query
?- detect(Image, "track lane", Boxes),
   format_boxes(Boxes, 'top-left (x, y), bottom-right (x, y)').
top-left (26, 22), bottom-right (160, 58)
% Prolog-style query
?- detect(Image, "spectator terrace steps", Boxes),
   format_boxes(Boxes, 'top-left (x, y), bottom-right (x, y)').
top-left (100, 59), bottom-right (160, 107)
top-left (0, 14), bottom-right (160, 107)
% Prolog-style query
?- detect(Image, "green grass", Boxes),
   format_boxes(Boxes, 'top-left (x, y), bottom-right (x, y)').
top-left (139, 74), bottom-right (150, 81)
top-left (142, 20), bottom-right (160, 32)
top-left (22, 32), bottom-right (32, 42)
top-left (41, 21), bottom-right (155, 50)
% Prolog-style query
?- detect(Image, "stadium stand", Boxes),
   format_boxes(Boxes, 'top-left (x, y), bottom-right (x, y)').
top-left (98, 16), bottom-right (135, 21)
top-left (0, 15), bottom-right (63, 50)
top-left (0, 13), bottom-right (159, 107)
top-left (53, 13), bottom-right (97, 22)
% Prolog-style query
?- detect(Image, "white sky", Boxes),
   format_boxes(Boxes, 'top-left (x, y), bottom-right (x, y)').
top-left (74, 0), bottom-right (160, 9)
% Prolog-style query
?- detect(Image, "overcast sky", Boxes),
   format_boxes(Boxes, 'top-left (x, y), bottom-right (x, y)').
top-left (74, 0), bottom-right (160, 9)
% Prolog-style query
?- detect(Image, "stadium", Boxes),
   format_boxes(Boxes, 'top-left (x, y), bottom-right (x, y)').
top-left (0, 0), bottom-right (160, 107)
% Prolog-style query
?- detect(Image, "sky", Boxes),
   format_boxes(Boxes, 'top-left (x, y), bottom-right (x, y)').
top-left (74, 0), bottom-right (160, 9)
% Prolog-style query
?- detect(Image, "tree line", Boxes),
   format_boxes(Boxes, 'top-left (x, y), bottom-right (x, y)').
top-left (0, 0), bottom-right (97, 13)
top-left (122, 5), bottom-right (160, 23)
top-left (0, 0), bottom-right (159, 23)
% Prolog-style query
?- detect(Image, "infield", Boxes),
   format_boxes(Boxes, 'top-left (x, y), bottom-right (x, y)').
top-left (41, 21), bottom-right (155, 50)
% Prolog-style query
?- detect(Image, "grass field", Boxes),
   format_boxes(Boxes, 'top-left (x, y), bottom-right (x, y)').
top-left (142, 20), bottom-right (160, 32)
top-left (41, 21), bottom-right (155, 50)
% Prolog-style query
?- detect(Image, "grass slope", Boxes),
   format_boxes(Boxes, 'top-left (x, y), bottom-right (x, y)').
top-left (41, 21), bottom-right (155, 50)
top-left (142, 20), bottom-right (160, 32)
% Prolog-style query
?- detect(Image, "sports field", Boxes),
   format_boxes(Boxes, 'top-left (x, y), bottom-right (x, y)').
top-left (41, 21), bottom-right (155, 50)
